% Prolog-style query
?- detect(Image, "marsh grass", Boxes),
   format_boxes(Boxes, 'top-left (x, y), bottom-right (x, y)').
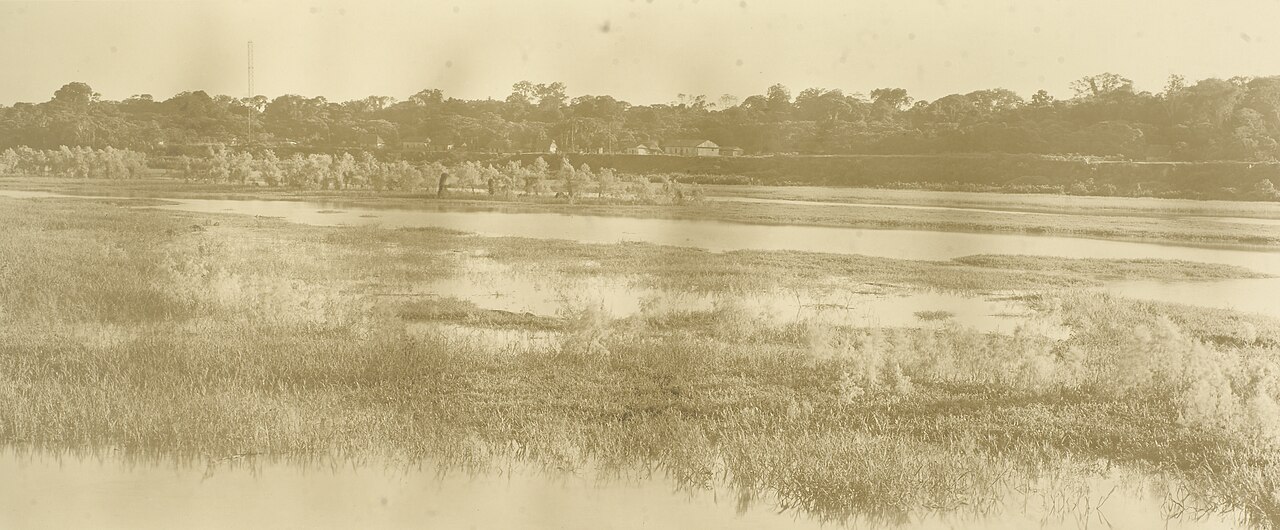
top-left (914, 310), bottom-right (956, 322)
top-left (456, 236), bottom-right (1264, 293)
top-left (0, 196), bottom-right (1277, 526)
top-left (398, 296), bottom-right (563, 331)
top-left (954, 254), bottom-right (1269, 281)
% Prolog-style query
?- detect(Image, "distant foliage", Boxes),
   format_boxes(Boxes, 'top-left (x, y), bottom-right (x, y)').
top-left (6, 76), bottom-right (1280, 163)
top-left (161, 149), bottom-right (691, 204)
top-left (0, 146), bottom-right (148, 179)
top-left (558, 152), bottom-right (1280, 201)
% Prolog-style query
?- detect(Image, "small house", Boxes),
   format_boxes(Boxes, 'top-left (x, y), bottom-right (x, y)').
top-left (719, 146), bottom-right (744, 157)
top-left (624, 141), bottom-right (663, 155)
top-left (663, 139), bottom-right (719, 157)
top-left (402, 137), bottom-right (433, 151)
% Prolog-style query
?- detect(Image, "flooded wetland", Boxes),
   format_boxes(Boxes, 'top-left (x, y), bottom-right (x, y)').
top-left (13, 0), bottom-right (1280, 525)
top-left (1, 184), bottom-right (1278, 529)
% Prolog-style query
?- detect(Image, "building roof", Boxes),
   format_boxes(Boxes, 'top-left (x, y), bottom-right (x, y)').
top-left (720, 146), bottom-right (743, 150)
top-left (663, 139), bottom-right (718, 148)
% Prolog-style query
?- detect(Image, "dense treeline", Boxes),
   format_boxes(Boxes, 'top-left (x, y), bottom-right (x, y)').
top-left (3, 74), bottom-right (1280, 161)
top-left (0, 145), bottom-right (696, 203)
top-left (530, 153), bottom-right (1280, 201)
top-left (0, 146), bottom-right (148, 179)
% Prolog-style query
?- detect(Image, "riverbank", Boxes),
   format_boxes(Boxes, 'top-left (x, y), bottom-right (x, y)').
top-left (1, 176), bottom-right (1279, 248)
top-left (500, 153), bottom-right (1280, 202)
top-left (2, 195), bottom-right (1277, 526)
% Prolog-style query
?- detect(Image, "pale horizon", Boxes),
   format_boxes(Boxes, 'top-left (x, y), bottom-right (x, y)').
top-left (2, 0), bottom-right (1279, 105)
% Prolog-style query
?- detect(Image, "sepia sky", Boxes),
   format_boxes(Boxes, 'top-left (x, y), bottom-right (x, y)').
top-left (2, 0), bottom-right (1279, 105)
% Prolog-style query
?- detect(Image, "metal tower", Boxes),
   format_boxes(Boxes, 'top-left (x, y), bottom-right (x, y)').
top-left (247, 41), bottom-right (255, 144)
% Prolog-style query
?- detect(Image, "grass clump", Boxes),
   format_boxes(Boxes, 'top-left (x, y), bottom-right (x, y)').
top-left (913, 309), bottom-right (955, 322)
top-left (398, 296), bottom-right (562, 331)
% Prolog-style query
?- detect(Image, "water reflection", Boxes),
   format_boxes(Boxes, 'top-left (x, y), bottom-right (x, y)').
top-left (143, 197), bottom-right (1280, 272)
top-left (708, 185), bottom-right (1280, 219)
top-left (1104, 277), bottom-right (1280, 318)
top-left (705, 195), bottom-right (1038, 216)
top-left (417, 259), bottom-right (1069, 336)
top-left (7, 189), bottom-right (1277, 326)
top-left (0, 448), bottom-right (1250, 530)
top-left (134, 198), bottom-right (1280, 277)
top-left (3, 190), bottom-right (1279, 274)
top-left (708, 199), bottom-right (1280, 230)
top-left (1194, 216), bottom-right (1280, 227)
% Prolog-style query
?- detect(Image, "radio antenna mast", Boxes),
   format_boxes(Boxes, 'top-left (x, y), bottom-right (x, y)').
top-left (247, 41), bottom-right (255, 144)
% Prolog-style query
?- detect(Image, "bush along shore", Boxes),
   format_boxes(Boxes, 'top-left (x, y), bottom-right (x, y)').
top-left (9, 145), bottom-right (1280, 202)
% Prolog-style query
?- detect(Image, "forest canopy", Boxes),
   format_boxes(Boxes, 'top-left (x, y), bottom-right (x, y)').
top-left (2, 74), bottom-right (1279, 162)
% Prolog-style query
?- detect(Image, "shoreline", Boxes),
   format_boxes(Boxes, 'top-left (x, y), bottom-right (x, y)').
top-left (3, 176), bottom-right (1279, 250)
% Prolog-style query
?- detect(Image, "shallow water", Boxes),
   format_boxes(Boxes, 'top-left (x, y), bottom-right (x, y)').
top-left (4, 189), bottom-right (1278, 273)
top-left (1104, 277), bottom-right (1280, 317)
top-left (147, 193), bottom-right (1280, 322)
top-left (711, 195), bottom-right (1280, 226)
top-left (0, 450), bottom-right (1250, 530)
top-left (1194, 216), bottom-right (1280, 227)
top-left (707, 185), bottom-right (1280, 218)
top-left (704, 195), bottom-right (1038, 216)
top-left (6, 189), bottom-right (1279, 322)
top-left (149, 198), bottom-right (1280, 275)
top-left (422, 260), bottom-right (1068, 335)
